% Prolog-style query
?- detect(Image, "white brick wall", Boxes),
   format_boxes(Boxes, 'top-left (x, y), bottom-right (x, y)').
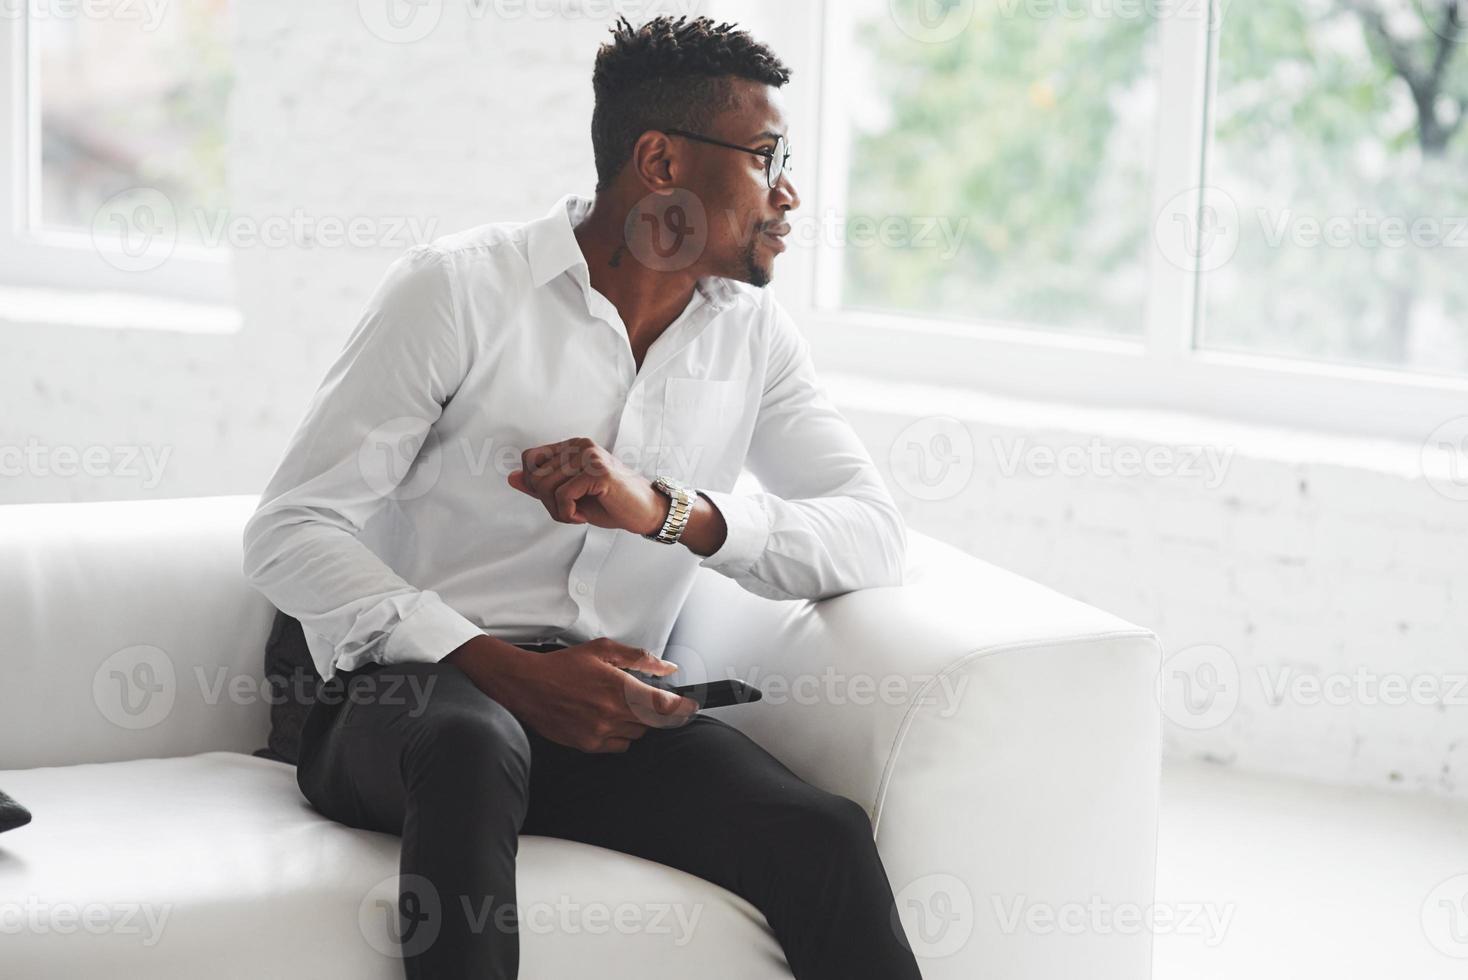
top-left (836, 378), bottom-right (1468, 800)
top-left (1, 1), bottom-right (705, 505)
top-left (3, 2), bottom-right (1462, 801)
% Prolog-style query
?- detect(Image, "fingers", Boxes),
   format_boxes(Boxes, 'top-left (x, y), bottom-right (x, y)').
top-left (553, 473), bottom-right (596, 524)
top-left (512, 440), bottom-right (607, 523)
top-left (598, 641), bottom-right (680, 677)
top-left (507, 446), bottom-right (557, 497)
top-left (526, 449), bottom-right (580, 519)
top-left (591, 642), bottom-right (697, 728)
top-left (523, 439), bottom-right (599, 487)
top-left (618, 671), bottom-right (698, 728)
top-left (649, 688), bottom-right (700, 726)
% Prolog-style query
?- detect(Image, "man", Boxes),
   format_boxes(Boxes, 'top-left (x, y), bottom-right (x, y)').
top-left (242, 14), bottom-right (921, 980)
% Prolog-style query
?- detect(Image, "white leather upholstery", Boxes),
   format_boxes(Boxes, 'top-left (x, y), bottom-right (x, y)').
top-left (0, 753), bottom-right (790, 980)
top-left (0, 496), bottom-right (274, 770)
top-left (669, 532), bottom-right (1163, 980)
top-left (0, 495), bottom-right (1161, 979)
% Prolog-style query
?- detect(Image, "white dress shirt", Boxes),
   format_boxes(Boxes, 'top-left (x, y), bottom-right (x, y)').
top-left (242, 192), bottom-right (907, 681)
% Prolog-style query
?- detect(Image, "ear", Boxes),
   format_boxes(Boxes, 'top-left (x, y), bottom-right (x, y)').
top-left (631, 131), bottom-right (679, 192)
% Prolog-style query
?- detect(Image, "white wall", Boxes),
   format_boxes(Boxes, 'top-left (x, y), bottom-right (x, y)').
top-left (2, 0), bottom-right (688, 504)
top-left (840, 381), bottom-right (1466, 800)
top-left (3, 2), bottom-right (1462, 800)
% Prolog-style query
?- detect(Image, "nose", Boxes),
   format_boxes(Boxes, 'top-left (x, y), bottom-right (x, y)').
top-left (772, 170), bottom-right (800, 213)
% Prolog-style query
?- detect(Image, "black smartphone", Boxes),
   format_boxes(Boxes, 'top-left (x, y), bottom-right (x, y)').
top-left (670, 678), bottom-right (762, 709)
top-left (624, 669), bottom-right (762, 709)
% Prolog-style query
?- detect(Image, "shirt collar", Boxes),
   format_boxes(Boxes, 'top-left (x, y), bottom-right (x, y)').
top-left (526, 192), bottom-right (741, 313)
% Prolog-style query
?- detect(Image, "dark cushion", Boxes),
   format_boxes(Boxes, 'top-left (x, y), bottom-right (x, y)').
top-left (252, 609), bottom-right (322, 766)
top-left (0, 789), bottom-right (32, 833)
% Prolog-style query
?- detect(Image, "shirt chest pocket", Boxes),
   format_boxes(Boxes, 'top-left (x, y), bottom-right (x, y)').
top-left (657, 377), bottom-right (751, 488)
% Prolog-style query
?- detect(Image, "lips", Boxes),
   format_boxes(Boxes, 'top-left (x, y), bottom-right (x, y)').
top-left (762, 224), bottom-right (791, 252)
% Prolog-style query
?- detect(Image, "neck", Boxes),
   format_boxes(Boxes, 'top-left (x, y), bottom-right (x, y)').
top-left (572, 194), bottom-right (702, 347)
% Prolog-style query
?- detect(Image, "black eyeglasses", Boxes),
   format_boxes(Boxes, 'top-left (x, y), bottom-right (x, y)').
top-left (664, 128), bottom-right (792, 189)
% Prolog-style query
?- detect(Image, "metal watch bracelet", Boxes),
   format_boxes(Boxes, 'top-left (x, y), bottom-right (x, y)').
top-left (644, 475), bottom-right (695, 545)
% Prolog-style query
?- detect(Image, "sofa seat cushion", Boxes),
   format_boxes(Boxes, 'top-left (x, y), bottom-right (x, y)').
top-left (0, 752), bottom-right (793, 980)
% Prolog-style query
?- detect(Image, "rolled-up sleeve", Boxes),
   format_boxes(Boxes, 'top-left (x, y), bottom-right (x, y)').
top-left (697, 297), bottom-right (908, 601)
top-left (241, 245), bottom-right (483, 679)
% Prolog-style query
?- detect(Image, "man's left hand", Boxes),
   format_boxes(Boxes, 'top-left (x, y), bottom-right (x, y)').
top-left (508, 437), bottom-right (665, 536)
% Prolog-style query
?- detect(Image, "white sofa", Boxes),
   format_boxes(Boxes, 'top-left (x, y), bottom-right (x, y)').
top-left (0, 494), bottom-right (1161, 980)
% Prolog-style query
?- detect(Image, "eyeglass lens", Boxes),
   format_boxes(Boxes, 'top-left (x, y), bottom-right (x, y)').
top-left (768, 135), bottom-right (789, 188)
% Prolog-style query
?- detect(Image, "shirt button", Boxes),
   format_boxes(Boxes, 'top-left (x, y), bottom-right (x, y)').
top-left (574, 581), bottom-right (590, 596)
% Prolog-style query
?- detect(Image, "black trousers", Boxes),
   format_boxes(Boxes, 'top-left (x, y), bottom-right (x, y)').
top-left (295, 648), bottom-right (924, 980)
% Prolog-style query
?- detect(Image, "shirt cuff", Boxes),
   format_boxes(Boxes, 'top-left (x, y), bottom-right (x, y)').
top-left (695, 489), bottom-right (770, 577)
top-left (382, 591), bottom-right (485, 666)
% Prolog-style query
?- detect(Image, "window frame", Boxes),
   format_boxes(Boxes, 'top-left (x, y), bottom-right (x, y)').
top-left (0, 9), bottom-right (233, 306)
top-left (709, 0), bottom-right (1468, 443)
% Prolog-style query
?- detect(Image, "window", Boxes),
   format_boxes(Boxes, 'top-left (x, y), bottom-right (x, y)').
top-left (834, 0), bottom-right (1161, 338)
top-left (0, 1), bottom-right (235, 303)
top-left (1200, 0), bottom-right (1468, 376)
top-left (722, 0), bottom-right (1468, 441)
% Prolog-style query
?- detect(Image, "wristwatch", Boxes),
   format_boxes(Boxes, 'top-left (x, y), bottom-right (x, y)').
top-left (643, 474), bottom-right (696, 545)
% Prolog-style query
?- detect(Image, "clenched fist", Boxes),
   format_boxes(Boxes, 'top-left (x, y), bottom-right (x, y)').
top-left (508, 437), bottom-right (665, 535)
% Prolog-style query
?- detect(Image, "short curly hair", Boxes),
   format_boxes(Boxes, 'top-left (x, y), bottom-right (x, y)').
top-left (590, 15), bottom-right (792, 193)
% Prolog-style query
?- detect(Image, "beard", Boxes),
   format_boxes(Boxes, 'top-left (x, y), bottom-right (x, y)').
top-left (737, 233), bottom-right (772, 288)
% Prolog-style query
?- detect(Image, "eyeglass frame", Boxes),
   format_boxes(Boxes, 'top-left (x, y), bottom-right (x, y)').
top-left (662, 128), bottom-right (792, 189)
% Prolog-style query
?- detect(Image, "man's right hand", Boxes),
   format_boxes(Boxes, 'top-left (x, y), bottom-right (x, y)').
top-left (444, 635), bottom-right (699, 753)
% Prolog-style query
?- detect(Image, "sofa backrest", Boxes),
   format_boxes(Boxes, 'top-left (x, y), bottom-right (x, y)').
top-left (0, 495), bottom-right (275, 770)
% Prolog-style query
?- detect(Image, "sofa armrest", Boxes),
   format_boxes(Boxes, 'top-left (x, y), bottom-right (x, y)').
top-left (0, 495), bottom-right (275, 770)
top-left (667, 528), bottom-right (1161, 980)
